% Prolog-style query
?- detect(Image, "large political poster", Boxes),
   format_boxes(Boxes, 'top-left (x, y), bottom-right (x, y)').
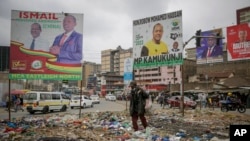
top-left (133, 10), bottom-right (183, 69)
top-left (196, 28), bottom-right (223, 64)
top-left (10, 10), bottom-right (83, 80)
top-left (227, 23), bottom-right (250, 61)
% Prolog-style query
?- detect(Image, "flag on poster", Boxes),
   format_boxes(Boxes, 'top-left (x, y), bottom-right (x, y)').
top-left (10, 10), bottom-right (84, 80)
top-left (196, 29), bottom-right (223, 64)
top-left (227, 23), bottom-right (250, 61)
top-left (133, 10), bottom-right (183, 69)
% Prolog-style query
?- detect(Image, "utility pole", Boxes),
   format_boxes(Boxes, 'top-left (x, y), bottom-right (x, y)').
top-left (180, 32), bottom-right (224, 116)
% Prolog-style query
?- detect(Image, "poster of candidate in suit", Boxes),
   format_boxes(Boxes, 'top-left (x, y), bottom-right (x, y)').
top-left (196, 29), bottom-right (223, 64)
top-left (10, 10), bottom-right (83, 80)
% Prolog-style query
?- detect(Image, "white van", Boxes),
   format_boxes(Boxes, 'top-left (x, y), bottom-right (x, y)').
top-left (23, 91), bottom-right (70, 114)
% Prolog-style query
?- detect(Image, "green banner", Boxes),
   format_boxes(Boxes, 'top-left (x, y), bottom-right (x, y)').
top-left (133, 53), bottom-right (183, 69)
top-left (9, 74), bottom-right (82, 80)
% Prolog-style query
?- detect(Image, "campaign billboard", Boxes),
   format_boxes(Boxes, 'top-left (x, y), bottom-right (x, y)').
top-left (10, 10), bottom-right (83, 80)
top-left (133, 10), bottom-right (183, 69)
top-left (227, 23), bottom-right (250, 61)
top-left (196, 28), bottom-right (223, 64)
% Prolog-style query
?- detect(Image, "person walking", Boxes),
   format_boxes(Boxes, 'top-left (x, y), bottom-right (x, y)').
top-left (14, 96), bottom-right (24, 112)
top-left (129, 81), bottom-right (149, 131)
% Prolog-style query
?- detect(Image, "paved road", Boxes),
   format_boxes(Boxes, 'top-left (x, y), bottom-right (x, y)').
top-left (1, 99), bottom-right (249, 120)
top-left (0, 98), bottom-right (127, 120)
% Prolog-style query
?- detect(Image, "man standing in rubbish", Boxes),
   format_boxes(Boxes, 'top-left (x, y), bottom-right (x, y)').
top-left (129, 81), bottom-right (149, 131)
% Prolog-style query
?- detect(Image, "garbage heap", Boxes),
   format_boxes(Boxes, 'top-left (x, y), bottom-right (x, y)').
top-left (0, 108), bottom-right (249, 141)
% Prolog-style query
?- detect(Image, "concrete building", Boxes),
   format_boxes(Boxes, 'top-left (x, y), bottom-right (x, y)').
top-left (99, 72), bottom-right (123, 96)
top-left (100, 46), bottom-right (133, 95)
top-left (82, 61), bottom-right (101, 87)
top-left (236, 6), bottom-right (250, 24)
top-left (101, 46), bottom-right (133, 75)
top-left (134, 65), bottom-right (182, 91)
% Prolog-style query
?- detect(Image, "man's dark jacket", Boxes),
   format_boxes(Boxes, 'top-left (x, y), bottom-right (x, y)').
top-left (129, 87), bottom-right (149, 116)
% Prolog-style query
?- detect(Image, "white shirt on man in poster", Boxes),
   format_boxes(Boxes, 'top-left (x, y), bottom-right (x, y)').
top-left (23, 36), bottom-right (50, 52)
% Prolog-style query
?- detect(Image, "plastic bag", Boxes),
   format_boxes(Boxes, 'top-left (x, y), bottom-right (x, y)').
top-left (145, 95), bottom-right (152, 109)
top-left (145, 96), bottom-right (153, 116)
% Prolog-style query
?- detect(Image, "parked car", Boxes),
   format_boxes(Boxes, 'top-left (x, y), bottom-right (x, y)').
top-left (105, 94), bottom-right (116, 101)
top-left (70, 95), bottom-right (94, 109)
top-left (90, 95), bottom-right (100, 104)
top-left (166, 95), bottom-right (197, 109)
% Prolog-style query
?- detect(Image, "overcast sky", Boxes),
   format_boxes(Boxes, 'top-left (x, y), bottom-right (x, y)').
top-left (0, 0), bottom-right (249, 63)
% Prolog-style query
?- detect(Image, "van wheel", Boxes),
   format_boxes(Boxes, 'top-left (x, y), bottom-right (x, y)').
top-left (42, 106), bottom-right (49, 114)
top-left (71, 106), bottom-right (74, 109)
top-left (29, 111), bottom-right (35, 114)
top-left (60, 105), bottom-right (67, 112)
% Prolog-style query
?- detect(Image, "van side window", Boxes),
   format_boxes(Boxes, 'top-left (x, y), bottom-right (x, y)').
top-left (25, 93), bottom-right (37, 100)
top-left (45, 94), bottom-right (51, 100)
top-left (52, 94), bottom-right (60, 100)
top-left (40, 94), bottom-right (46, 100)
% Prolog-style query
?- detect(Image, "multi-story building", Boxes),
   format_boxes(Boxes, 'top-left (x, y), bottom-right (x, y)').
top-left (99, 72), bottom-right (123, 96)
top-left (100, 46), bottom-right (133, 95)
top-left (101, 46), bottom-right (133, 75)
top-left (236, 6), bottom-right (250, 24)
top-left (134, 65), bottom-right (182, 91)
top-left (82, 61), bottom-right (101, 87)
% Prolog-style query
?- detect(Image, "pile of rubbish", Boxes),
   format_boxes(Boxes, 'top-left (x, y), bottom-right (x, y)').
top-left (0, 108), bottom-right (249, 141)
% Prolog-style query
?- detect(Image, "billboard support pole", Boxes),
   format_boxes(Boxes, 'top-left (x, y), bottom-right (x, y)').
top-left (79, 79), bottom-right (82, 119)
top-left (8, 79), bottom-right (11, 121)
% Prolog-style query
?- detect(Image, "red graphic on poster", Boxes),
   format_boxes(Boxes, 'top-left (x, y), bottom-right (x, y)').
top-left (10, 41), bottom-right (81, 74)
top-left (227, 23), bottom-right (250, 61)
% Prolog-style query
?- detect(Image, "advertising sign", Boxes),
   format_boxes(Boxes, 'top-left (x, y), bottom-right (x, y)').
top-left (10, 10), bottom-right (83, 80)
top-left (227, 23), bottom-right (250, 61)
top-left (133, 10), bottom-right (183, 69)
top-left (196, 28), bottom-right (223, 64)
top-left (123, 58), bottom-right (134, 85)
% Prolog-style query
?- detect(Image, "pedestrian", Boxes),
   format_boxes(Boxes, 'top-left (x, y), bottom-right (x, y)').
top-left (162, 91), bottom-right (169, 109)
top-left (201, 93), bottom-right (207, 108)
top-left (151, 93), bottom-right (155, 103)
top-left (14, 96), bottom-right (24, 112)
top-left (129, 81), bottom-right (149, 131)
top-left (158, 92), bottom-right (164, 107)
